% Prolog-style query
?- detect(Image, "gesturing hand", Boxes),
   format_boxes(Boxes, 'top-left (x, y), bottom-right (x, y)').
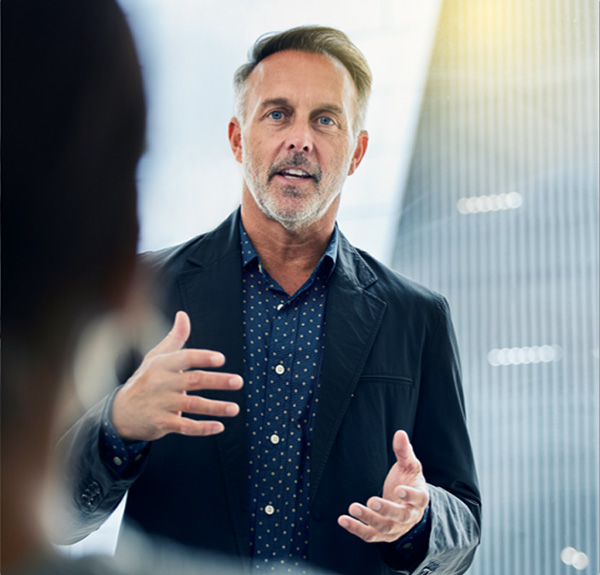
top-left (111, 311), bottom-right (243, 442)
top-left (338, 430), bottom-right (430, 543)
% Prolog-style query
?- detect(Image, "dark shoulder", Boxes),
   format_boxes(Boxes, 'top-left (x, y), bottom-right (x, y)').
top-left (353, 246), bottom-right (450, 317)
top-left (139, 210), bottom-right (240, 277)
top-left (140, 234), bottom-right (204, 276)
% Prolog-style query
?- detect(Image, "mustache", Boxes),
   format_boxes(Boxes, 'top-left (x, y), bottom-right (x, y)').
top-left (268, 152), bottom-right (322, 184)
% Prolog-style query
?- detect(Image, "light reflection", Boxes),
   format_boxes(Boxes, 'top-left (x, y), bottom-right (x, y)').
top-left (457, 192), bottom-right (523, 214)
top-left (561, 546), bottom-right (590, 571)
top-left (487, 345), bottom-right (562, 366)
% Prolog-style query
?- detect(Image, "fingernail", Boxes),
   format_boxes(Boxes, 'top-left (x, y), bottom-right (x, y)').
top-left (212, 353), bottom-right (225, 365)
top-left (225, 404), bottom-right (238, 416)
top-left (399, 489), bottom-right (407, 499)
top-left (229, 376), bottom-right (242, 388)
top-left (353, 507), bottom-right (362, 517)
top-left (212, 423), bottom-right (224, 434)
top-left (370, 500), bottom-right (381, 511)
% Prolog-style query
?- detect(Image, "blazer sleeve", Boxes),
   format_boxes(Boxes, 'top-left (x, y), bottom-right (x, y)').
top-left (52, 389), bottom-right (149, 544)
top-left (393, 297), bottom-right (481, 575)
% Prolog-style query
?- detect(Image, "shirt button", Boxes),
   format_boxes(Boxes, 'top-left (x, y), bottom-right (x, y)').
top-left (277, 303), bottom-right (284, 311)
top-left (270, 434), bottom-right (280, 445)
top-left (275, 364), bottom-right (285, 375)
top-left (264, 505), bottom-right (275, 516)
top-left (113, 456), bottom-right (123, 466)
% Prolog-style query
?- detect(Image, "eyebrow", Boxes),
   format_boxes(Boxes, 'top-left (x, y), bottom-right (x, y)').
top-left (313, 104), bottom-right (345, 117)
top-left (259, 98), bottom-right (292, 111)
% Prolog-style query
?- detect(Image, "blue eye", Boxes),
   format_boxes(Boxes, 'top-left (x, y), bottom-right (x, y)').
top-left (269, 110), bottom-right (284, 120)
top-left (318, 116), bottom-right (334, 125)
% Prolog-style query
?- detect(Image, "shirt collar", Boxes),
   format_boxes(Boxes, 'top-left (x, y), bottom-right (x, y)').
top-left (239, 219), bottom-right (339, 278)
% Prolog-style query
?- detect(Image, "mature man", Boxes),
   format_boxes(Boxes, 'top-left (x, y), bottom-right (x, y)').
top-left (60, 26), bottom-right (481, 575)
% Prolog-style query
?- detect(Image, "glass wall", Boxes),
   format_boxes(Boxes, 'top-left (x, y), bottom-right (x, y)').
top-left (392, 1), bottom-right (599, 573)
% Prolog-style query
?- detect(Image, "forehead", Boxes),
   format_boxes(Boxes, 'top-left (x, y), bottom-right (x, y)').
top-left (245, 50), bottom-right (358, 114)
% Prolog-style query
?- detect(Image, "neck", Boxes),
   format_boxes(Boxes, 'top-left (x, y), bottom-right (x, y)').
top-left (240, 191), bottom-right (336, 295)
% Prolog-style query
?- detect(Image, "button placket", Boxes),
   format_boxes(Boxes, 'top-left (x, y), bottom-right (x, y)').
top-left (241, 242), bottom-right (332, 566)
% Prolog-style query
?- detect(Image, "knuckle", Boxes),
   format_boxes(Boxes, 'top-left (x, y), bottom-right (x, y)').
top-left (198, 424), bottom-right (217, 437)
top-left (174, 418), bottom-right (191, 435)
top-left (173, 349), bottom-right (189, 368)
top-left (182, 370), bottom-right (199, 388)
top-left (156, 417), bottom-right (172, 435)
top-left (182, 394), bottom-right (197, 413)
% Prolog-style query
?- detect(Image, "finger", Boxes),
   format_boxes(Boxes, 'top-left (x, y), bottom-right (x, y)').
top-left (180, 370), bottom-right (243, 392)
top-left (393, 430), bottom-right (423, 478)
top-left (147, 311), bottom-right (191, 358)
top-left (168, 416), bottom-right (226, 437)
top-left (177, 394), bottom-right (240, 418)
top-left (365, 497), bottom-right (422, 526)
top-left (392, 485), bottom-right (429, 509)
top-left (337, 514), bottom-right (387, 544)
top-left (162, 348), bottom-right (226, 372)
top-left (351, 501), bottom-right (413, 534)
top-left (181, 370), bottom-right (243, 392)
top-left (393, 429), bottom-right (413, 463)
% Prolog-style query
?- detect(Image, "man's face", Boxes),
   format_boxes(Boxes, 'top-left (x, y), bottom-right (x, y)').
top-left (230, 50), bottom-right (368, 232)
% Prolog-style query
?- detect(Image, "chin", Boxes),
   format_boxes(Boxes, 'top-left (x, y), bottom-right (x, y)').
top-left (261, 205), bottom-right (313, 232)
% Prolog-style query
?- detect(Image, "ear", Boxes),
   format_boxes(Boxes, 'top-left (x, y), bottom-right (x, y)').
top-left (348, 130), bottom-right (368, 176)
top-left (228, 117), bottom-right (243, 164)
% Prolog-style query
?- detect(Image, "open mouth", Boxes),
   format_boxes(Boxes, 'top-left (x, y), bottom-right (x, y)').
top-left (276, 167), bottom-right (312, 180)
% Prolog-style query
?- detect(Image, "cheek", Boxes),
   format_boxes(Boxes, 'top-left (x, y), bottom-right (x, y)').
top-left (243, 135), bottom-right (271, 165)
top-left (329, 146), bottom-right (354, 177)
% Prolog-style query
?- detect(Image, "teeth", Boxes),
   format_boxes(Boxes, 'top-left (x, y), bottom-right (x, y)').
top-left (282, 168), bottom-right (309, 177)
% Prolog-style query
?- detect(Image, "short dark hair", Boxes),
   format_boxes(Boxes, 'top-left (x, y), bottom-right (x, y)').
top-left (233, 25), bottom-right (372, 132)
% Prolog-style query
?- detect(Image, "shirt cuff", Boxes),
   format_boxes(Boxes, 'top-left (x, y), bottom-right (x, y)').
top-left (378, 504), bottom-right (431, 572)
top-left (98, 391), bottom-right (149, 478)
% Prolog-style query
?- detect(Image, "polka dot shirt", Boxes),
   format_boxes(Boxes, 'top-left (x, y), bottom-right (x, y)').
top-left (240, 222), bottom-right (337, 572)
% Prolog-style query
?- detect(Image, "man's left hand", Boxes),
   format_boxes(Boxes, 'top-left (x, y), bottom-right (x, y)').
top-left (337, 430), bottom-right (430, 543)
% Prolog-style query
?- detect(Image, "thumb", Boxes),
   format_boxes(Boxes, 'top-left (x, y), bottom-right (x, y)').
top-left (393, 429), bottom-right (413, 465)
top-left (147, 311), bottom-right (191, 357)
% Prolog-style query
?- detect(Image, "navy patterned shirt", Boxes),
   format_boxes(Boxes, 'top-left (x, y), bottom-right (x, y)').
top-left (239, 222), bottom-right (337, 572)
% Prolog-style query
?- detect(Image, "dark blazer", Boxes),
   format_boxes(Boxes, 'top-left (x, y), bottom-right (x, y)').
top-left (62, 211), bottom-right (480, 575)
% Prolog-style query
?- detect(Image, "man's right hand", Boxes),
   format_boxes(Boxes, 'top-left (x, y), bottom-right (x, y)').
top-left (111, 311), bottom-right (243, 442)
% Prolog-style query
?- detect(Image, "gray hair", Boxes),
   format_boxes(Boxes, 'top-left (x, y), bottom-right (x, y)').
top-left (233, 25), bottom-right (372, 133)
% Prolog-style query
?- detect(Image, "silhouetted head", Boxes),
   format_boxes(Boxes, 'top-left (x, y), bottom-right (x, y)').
top-left (2, 0), bottom-right (146, 419)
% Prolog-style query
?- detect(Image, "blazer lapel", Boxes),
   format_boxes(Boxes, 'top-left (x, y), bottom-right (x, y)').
top-left (310, 236), bottom-right (387, 505)
top-left (176, 212), bottom-right (251, 560)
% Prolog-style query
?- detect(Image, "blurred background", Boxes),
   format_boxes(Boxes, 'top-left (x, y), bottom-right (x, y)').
top-left (62, 0), bottom-right (599, 573)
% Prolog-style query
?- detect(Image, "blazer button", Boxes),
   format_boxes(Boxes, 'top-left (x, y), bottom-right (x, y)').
top-left (81, 481), bottom-right (102, 510)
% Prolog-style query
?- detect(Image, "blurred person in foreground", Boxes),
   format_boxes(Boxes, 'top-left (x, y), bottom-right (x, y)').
top-left (2, 0), bottom-right (144, 572)
top-left (1, 0), bottom-right (146, 571)
top-left (58, 25), bottom-right (481, 575)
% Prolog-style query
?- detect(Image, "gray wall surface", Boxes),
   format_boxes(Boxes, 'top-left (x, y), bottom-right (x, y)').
top-left (392, 1), bottom-right (599, 574)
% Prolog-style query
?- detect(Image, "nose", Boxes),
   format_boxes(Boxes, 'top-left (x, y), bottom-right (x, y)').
top-left (285, 120), bottom-right (312, 153)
